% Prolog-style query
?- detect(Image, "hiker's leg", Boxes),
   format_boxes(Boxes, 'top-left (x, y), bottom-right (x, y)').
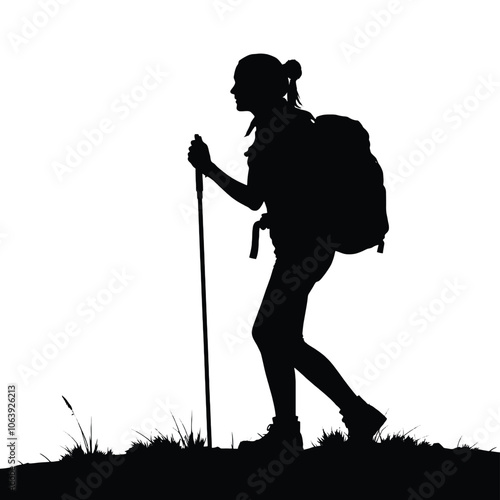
top-left (284, 248), bottom-right (358, 410)
top-left (293, 340), bottom-right (358, 410)
top-left (258, 350), bottom-right (296, 419)
top-left (287, 250), bottom-right (385, 438)
top-left (251, 259), bottom-right (310, 420)
top-left (251, 240), bottom-right (354, 417)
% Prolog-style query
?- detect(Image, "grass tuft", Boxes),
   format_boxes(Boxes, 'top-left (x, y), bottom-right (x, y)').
top-left (317, 426), bottom-right (438, 449)
top-left (171, 412), bottom-right (205, 449)
top-left (126, 414), bottom-right (206, 455)
top-left (378, 428), bottom-right (432, 449)
top-left (315, 428), bottom-right (347, 448)
top-left (60, 395), bottom-right (109, 461)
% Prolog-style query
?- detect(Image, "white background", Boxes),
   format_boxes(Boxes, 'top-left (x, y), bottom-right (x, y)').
top-left (1, 0), bottom-right (499, 468)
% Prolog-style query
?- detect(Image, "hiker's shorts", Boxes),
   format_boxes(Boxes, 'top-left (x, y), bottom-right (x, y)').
top-left (252, 236), bottom-right (335, 355)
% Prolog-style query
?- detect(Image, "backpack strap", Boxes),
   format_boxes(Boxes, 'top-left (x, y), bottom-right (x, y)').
top-left (249, 213), bottom-right (270, 259)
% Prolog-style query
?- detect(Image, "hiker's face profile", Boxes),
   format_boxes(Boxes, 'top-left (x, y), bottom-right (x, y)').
top-left (230, 62), bottom-right (283, 113)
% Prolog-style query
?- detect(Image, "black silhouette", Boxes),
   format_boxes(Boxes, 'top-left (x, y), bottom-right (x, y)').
top-left (3, 52), bottom-right (499, 500)
top-left (194, 142), bottom-right (212, 449)
top-left (3, 433), bottom-right (499, 499)
top-left (188, 53), bottom-right (388, 454)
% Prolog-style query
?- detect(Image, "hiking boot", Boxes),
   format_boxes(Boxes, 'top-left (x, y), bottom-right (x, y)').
top-left (340, 396), bottom-right (386, 444)
top-left (238, 416), bottom-right (304, 455)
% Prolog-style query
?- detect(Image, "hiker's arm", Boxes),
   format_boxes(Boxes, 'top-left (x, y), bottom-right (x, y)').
top-left (205, 162), bottom-right (263, 210)
top-left (188, 134), bottom-right (263, 210)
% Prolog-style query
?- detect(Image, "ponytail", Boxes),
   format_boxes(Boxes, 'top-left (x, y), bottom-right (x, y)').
top-left (282, 59), bottom-right (302, 107)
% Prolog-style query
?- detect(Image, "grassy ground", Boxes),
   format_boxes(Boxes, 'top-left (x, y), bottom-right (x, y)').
top-left (3, 398), bottom-right (500, 499)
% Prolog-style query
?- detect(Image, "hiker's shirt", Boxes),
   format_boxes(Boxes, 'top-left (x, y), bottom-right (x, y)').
top-left (245, 101), bottom-right (323, 258)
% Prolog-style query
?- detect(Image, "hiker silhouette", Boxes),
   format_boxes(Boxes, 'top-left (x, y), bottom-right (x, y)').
top-left (188, 53), bottom-right (387, 453)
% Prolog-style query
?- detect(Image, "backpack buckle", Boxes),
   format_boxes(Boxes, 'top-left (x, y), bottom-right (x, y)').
top-left (249, 214), bottom-right (270, 259)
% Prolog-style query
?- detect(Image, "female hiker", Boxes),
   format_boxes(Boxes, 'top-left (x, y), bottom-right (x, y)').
top-left (187, 53), bottom-right (386, 453)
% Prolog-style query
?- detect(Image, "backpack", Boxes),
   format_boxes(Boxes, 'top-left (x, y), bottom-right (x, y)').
top-left (311, 114), bottom-right (389, 254)
top-left (249, 113), bottom-right (389, 258)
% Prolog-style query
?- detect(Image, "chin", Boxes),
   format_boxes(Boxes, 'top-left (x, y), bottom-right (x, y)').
top-left (235, 99), bottom-right (248, 111)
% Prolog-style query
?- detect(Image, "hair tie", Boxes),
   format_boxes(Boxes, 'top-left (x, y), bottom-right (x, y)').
top-left (283, 59), bottom-right (302, 81)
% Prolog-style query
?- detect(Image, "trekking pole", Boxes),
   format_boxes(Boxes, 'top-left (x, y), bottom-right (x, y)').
top-left (196, 165), bottom-right (212, 449)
